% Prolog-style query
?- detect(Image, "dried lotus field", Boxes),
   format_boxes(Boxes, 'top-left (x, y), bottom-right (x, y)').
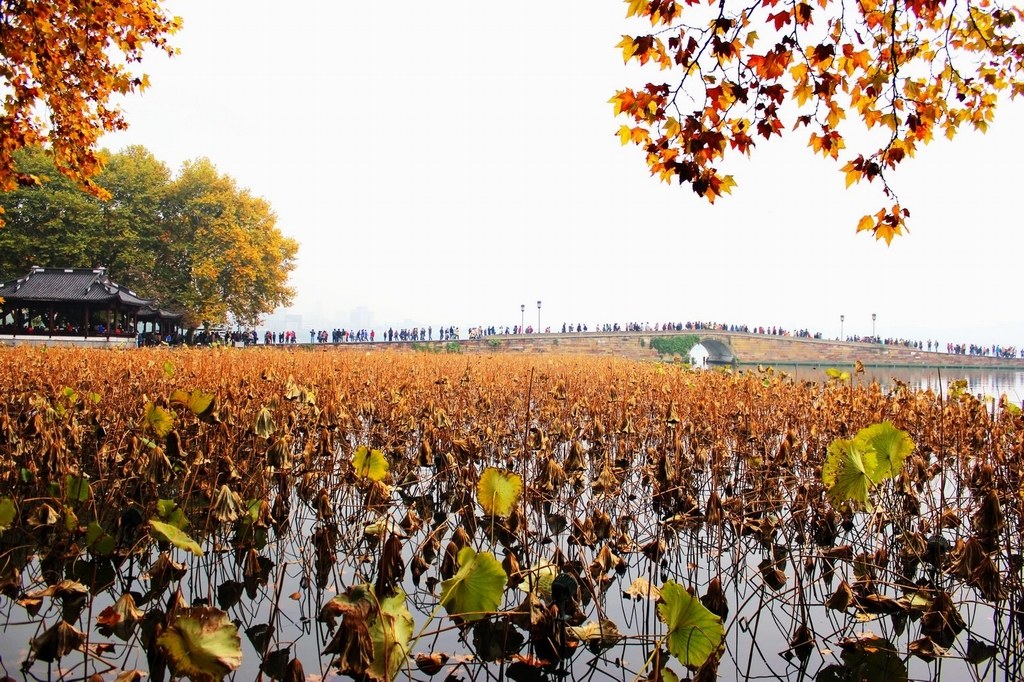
top-left (0, 345), bottom-right (1021, 682)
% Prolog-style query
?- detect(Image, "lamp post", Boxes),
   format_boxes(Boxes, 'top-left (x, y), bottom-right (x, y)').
top-left (520, 304), bottom-right (525, 334)
top-left (537, 300), bottom-right (542, 334)
top-left (840, 314), bottom-right (845, 341)
top-left (872, 313), bottom-right (876, 339)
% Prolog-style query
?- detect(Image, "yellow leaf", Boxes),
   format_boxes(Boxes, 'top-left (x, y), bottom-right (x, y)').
top-left (144, 402), bottom-right (174, 438)
top-left (352, 445), bottom-right (389, 482)
top-left (626, 0), bottom-right (648, 18)
top-left (616, 35), bottom-right (638, 62)
top-left (856, 214), bottom-right (874, 233)
top-left (845, 168), bottom-right (861, 188)
top-left (664, 117), bottom-right (681, 139)
top-left (477, 467), bottom-right (523, 517)
top-left (718, 175), bottom-right (737, 195)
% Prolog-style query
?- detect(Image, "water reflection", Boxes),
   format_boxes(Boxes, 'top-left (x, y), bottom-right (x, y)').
top-left (759, 365), bottom-right (1024, 403)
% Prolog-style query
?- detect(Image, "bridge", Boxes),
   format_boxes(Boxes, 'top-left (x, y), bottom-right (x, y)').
top-left (350, 330), bottom-right (1024, 370)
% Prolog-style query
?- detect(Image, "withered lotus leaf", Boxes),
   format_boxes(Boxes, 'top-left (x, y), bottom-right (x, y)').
top-left (30, 620), bottom-right (86, 663)
top-left (254, 406), bottom-right (274, 439)
top-left (825, 580), bottom-right (855, 611)
top-left (700, 577), bottom-right (728, 620)
top-left (96, 592), bottom-right (144, 640)
top-left (908, 636), bottom-right (944, 661)
top-left (920, 591), bottom-right (966, 648)
top-left (966, 638), bottom-right (998, 665)
top-left (567, 618), bottom-right (622, 653)
top-left (211, 484), bottom-right (243, 524)
top-left (0, 347), bottom-right (1021, 679)
top-left (623, 576), bottom-right (661, 602)
top-left (414, 651), bottom-right (449, 675)
top-left (783, 623), bottom-right (814, 662)
top-left (835, 633), bottom-right (907, 682)
top-left (757, 558), bottom-right (787, 591)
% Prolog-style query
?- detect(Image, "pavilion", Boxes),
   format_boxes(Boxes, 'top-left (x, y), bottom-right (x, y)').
top-left (0, 266), bottom-right (182, 343)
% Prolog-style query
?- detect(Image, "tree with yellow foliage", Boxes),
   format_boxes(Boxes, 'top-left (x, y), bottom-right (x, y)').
top-left (611, 0), bottom-right (1024, 242)
top-left (0, 147), bottom-right (297, 329)
top-left (0, 1), bottom-right (179, 200)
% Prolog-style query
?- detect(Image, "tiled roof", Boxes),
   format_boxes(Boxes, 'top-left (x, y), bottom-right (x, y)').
top-left (137, 305), bottom-right (184, 321)
top-left (0, 267), bottom-right (153, 307)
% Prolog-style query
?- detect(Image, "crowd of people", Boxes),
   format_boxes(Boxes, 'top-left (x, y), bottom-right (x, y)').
top-left (264, 325), bottom-right (465, 345)
top-left (843, 335), bottom-right (1021, 359)
top-left (200, 318), bottom-right (1024, 360)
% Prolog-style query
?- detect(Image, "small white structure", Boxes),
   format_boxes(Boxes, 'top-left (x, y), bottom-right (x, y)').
top-left (689, 343), bottom-right (710, 368)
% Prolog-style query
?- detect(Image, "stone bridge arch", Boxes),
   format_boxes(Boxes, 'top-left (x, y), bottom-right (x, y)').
top-left (697, 335), bottom-right (735, 364)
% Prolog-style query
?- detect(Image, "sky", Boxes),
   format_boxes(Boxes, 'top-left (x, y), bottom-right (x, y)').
top-left (101, 1), bottom-right (1024, 346)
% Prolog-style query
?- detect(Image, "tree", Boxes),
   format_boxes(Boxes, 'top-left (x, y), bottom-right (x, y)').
top-left (0, 1), bottom-right (179, 201)
top-left (160, 159), bottom-right (298, 328)
top-left (611, 0), bottom-right (1024, 243)
top-left (0, 147), bottom-right (298, 328)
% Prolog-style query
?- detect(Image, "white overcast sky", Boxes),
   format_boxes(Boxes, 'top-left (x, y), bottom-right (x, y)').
top-left (101, 1), bottom-right (1024, 345)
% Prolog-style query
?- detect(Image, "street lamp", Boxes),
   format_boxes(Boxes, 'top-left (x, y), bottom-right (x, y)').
top-left (872, 313), bottom-right (877, 339)
top-left (537, 300), bottom-right (542, 334)
top-left (520, 304), bottom-right (525, 334)
top-left (840, 314), bottom-right (845, 341)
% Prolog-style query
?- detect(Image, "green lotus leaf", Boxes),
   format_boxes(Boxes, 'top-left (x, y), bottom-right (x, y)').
top-left (65, 474), bottom-right (92, 502)
top-left (658, 580), bottom-right (724, 669)
top-left (352, 445), bottom-right (389, 482)
top-left (144, 402), bottom-right (174, 438)
top-left (440, 546), bottom-right (507, 622)
top-left (367, 589), bottom-right (414, 681)
top-left (157, 606), bottom-right (242, 681)
top-left (156, 499), bottom-right (189, 529)
top-left (855, 421), bottom-right (914, 483)
top-left (822, 437), bottom-right (878, 511)
top-left (149, 519), bottom-right (203, 556)
top-left (64, 506), bottom-right (78, 531)
top-left (0, 497), bottom-right (16, 532)
top-left (477, 467), bottom-right (523, 517)
top-left (86, 521), bottom-right (115, 556)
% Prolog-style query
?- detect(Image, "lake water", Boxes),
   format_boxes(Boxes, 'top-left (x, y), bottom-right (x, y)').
top-left (749, 365), bottom-right (1024, 404)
